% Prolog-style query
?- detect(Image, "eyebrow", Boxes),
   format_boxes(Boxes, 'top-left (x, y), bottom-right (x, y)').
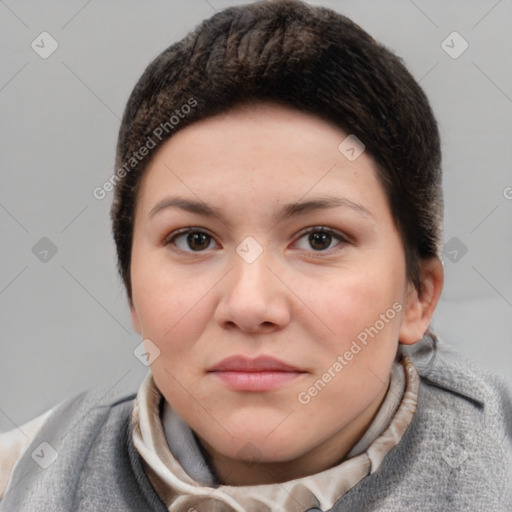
top-left (148, 195), bottom-right (375, 224)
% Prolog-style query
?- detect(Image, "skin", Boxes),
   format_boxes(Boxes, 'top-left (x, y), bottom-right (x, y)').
top-left (129, 101), bottom-right (444, 485)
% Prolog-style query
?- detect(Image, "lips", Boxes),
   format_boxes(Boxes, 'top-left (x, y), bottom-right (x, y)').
top-left (207, 355), bottom-right (306, 391)
top-left (208, 355), bottom-right (304, 373)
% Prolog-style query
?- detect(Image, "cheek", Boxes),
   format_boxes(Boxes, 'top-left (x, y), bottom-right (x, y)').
top-left (130, 253), bottom-right (212, 356)
top-left (136, 291), bottom-right (208, 358)
top-left (305, 270), bottom-right (402, 347)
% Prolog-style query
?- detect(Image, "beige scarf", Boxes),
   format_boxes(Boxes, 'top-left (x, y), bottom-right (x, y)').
top-left (131, 355), bottom-right (419, 512)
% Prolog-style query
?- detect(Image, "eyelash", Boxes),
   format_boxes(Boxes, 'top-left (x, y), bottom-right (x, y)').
top-left (164, 226), bottom-right (350, 256)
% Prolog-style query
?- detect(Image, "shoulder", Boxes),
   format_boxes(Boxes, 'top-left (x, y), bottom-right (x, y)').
top-left (398, 333), bottom-right (512, 508)
top-left (403, 332), bottom-right (512, 417)
top-left (417, 336), bottom-right (512, 457)
top-left (0, 407), bottom-right (56, 499)
top-left (417, 334), bottom-right (511, 418)
top-left (0, 378), bottom-right (138, 501)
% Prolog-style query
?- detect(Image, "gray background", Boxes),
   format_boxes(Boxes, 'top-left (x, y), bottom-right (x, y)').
top-left (1, 0), bottom-right (511, 433)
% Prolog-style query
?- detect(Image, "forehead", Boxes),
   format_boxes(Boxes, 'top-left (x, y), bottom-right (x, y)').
top-left (135, 102), bottom-right (390, 224)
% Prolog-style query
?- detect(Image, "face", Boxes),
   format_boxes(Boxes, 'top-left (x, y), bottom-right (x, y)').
top-left (129, 102), bottom-right (439, 481)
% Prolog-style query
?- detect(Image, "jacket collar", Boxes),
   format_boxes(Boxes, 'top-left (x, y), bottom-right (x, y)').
top-left (400, 332), bottom-right (485, 407)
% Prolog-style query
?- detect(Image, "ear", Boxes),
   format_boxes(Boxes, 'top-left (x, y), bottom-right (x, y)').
top-left (130, 304), bottom-right (142, 335)
top-left (399, 257), bottom-right (444, 345)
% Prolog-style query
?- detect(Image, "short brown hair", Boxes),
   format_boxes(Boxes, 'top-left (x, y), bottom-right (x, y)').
top-left (111, 0), bottom-right (443, 306)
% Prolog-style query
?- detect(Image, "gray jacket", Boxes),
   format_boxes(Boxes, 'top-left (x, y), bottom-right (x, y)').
top-left (1, 335), bottom-right (511, 511)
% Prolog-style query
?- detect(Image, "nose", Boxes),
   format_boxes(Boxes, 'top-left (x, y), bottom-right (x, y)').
top-left (214, 243), bottom-right (291, 334)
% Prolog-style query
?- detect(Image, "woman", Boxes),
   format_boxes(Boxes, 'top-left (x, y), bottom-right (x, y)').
top-left (1, 1), bottom-right (511, 510)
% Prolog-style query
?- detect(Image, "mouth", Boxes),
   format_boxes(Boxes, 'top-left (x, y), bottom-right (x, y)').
top-left (207, 355), bottom-right (307, 391)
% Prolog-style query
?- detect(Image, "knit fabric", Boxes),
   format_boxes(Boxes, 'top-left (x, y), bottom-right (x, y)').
top-left (1, 334), bottom-right (511, 511)
top-left (131, 356), bottom-right (418, 511)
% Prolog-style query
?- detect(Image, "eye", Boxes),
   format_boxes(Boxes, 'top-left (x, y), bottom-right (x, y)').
top-left (165, 228), bottom-right (218, 253)
top-left (164, 226), bottom-right (349, 255)
top-left (294, 226), bottom-right (349, 253)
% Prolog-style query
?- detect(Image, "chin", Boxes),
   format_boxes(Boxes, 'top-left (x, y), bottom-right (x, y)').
top-left (203, 426), bottom-right (308, 463)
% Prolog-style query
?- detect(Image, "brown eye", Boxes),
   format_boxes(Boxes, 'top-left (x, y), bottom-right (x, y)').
top-left (166, 229), bottom-right (217, 253)
top-left (295, 227), bottom-right (348, 253)
top-left (308, 231), bottom-right (331, 251)
top-left (185, 232), bottom-right (211, 251)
